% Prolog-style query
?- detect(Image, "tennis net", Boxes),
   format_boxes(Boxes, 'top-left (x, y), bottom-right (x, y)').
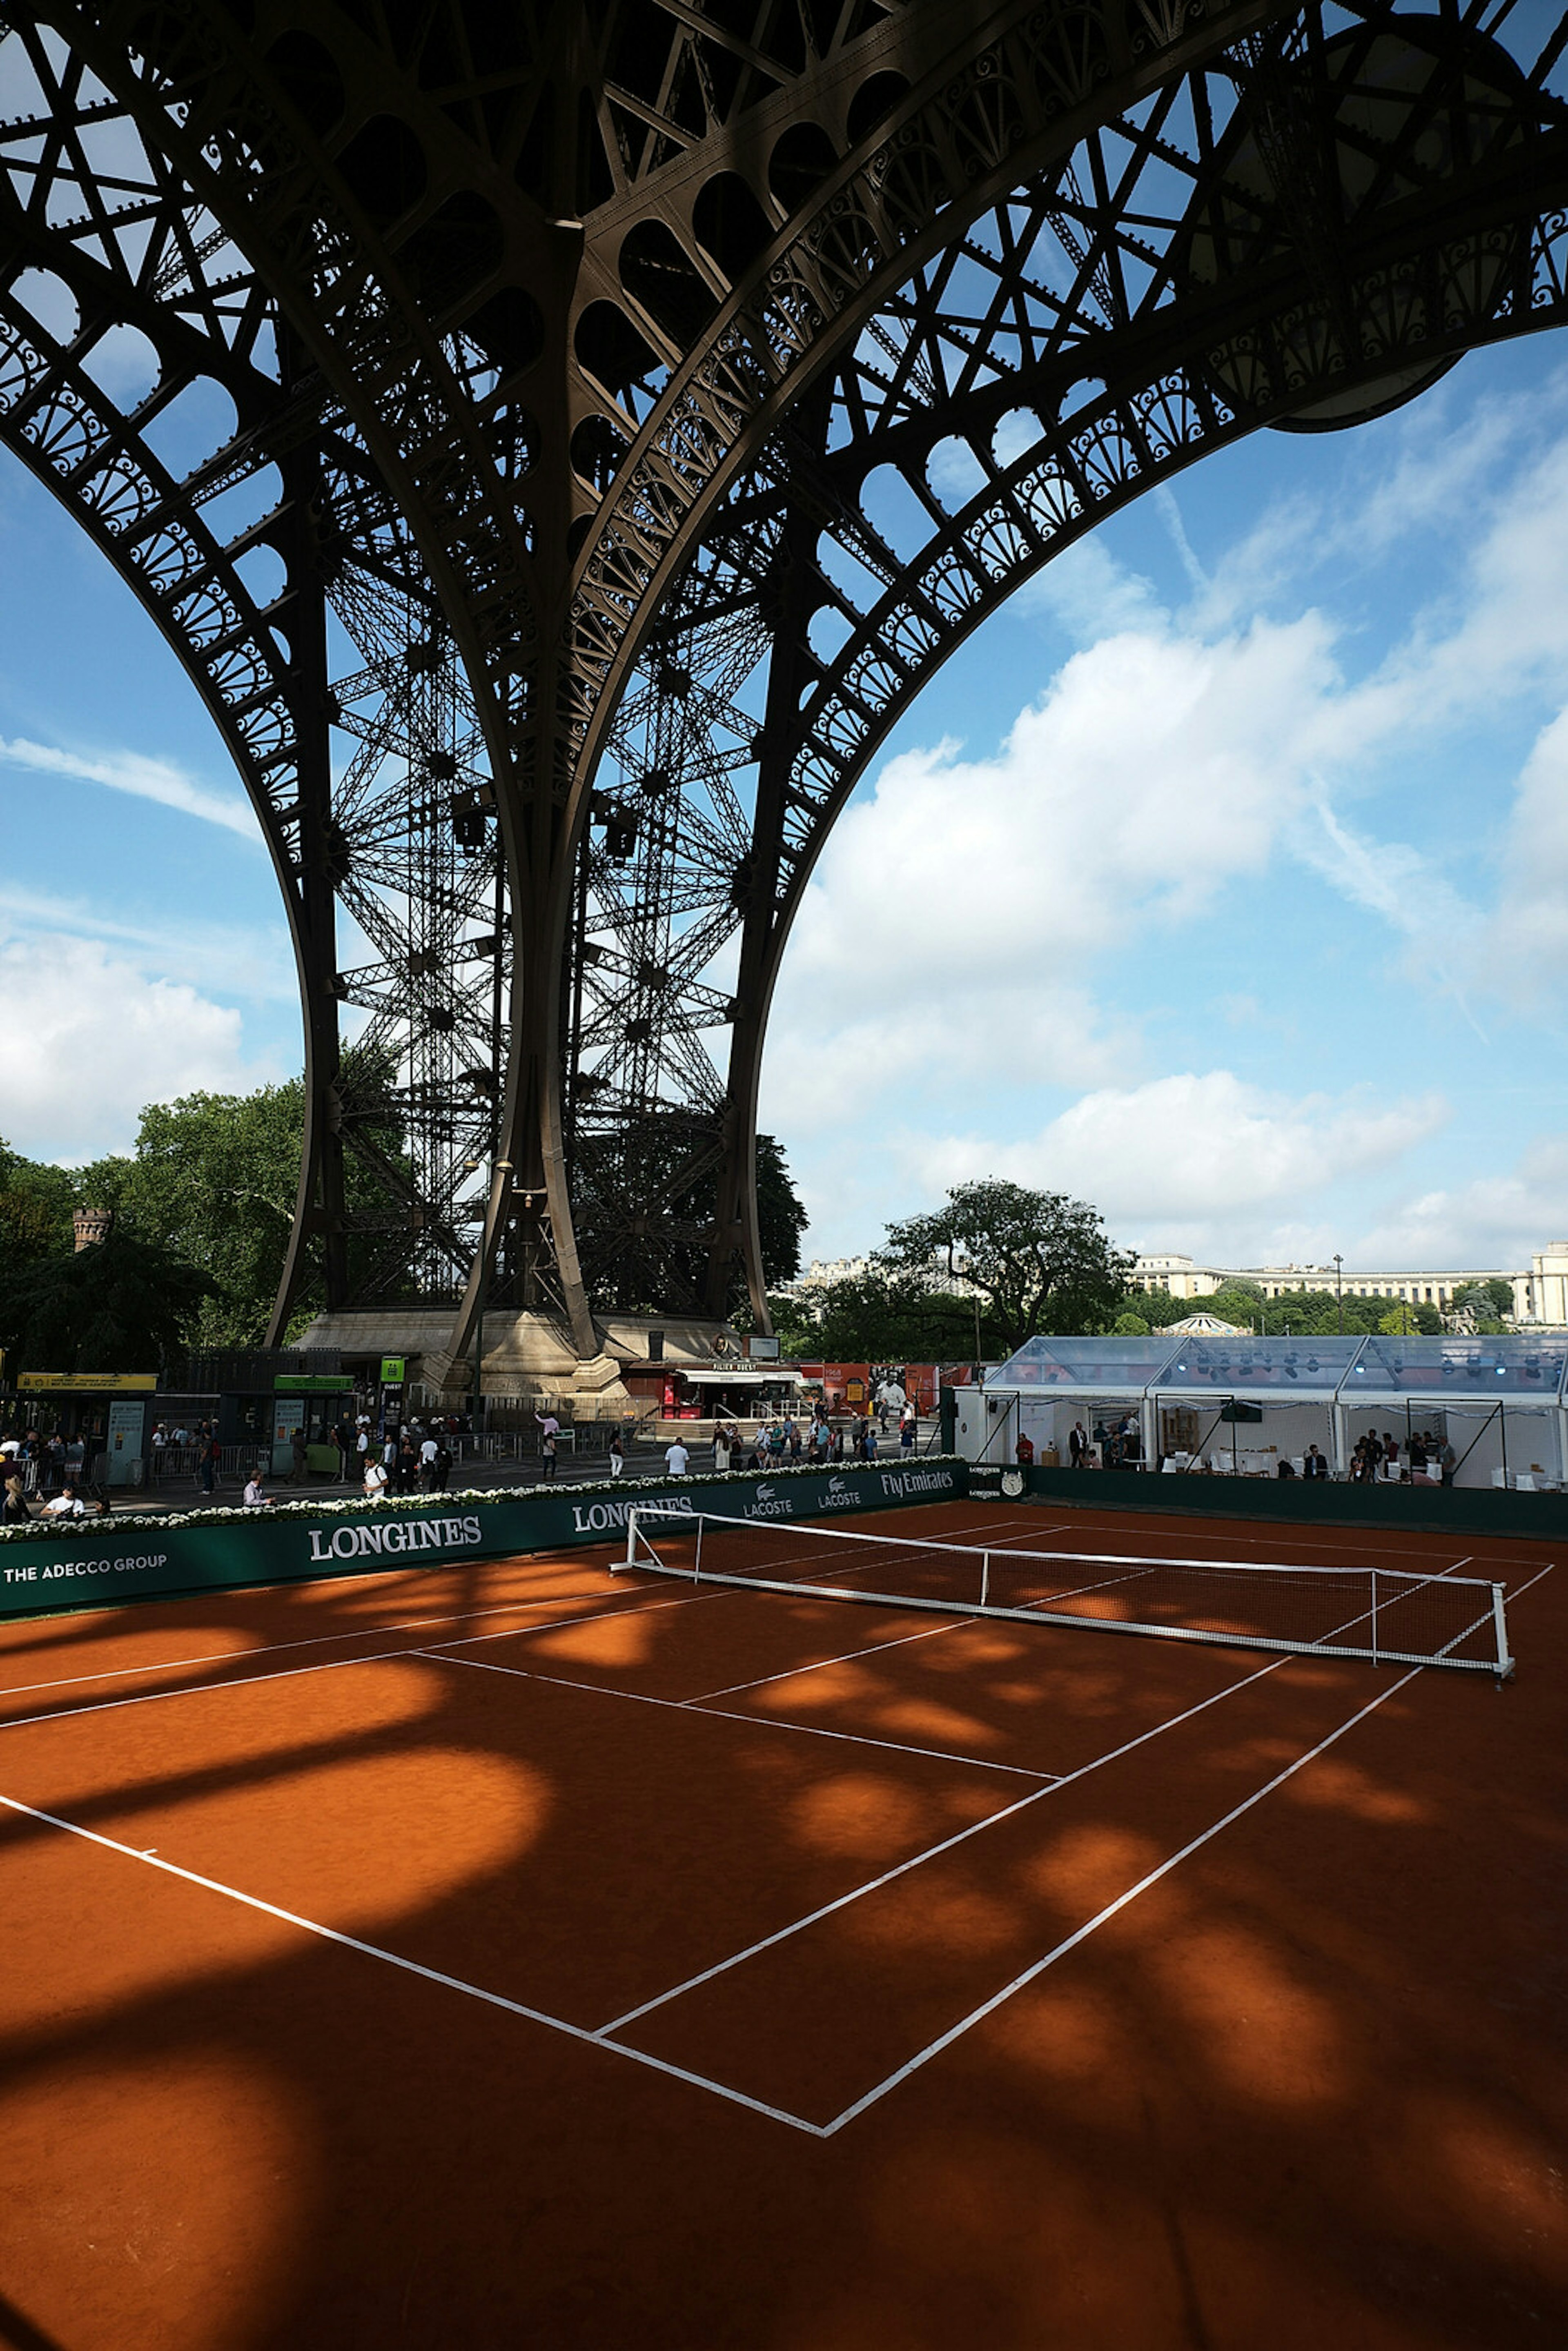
top-left (619, 1509), bottom-right (1514, 1676)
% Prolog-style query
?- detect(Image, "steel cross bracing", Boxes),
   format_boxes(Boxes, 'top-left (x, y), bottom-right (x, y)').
top-left (0, 3), bottom-right (1563, 1368)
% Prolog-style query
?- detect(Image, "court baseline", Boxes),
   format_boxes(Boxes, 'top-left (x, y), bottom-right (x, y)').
top-left (0, 1634), bottom-right (1442, 2142)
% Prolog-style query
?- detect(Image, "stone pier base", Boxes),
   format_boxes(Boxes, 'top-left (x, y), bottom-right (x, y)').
top-left (293, 1307), bottom-right (733, 1417)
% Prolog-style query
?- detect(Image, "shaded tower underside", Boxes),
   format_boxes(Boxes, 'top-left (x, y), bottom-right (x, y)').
top-left (0, 0), bottom-right (1564, 1368)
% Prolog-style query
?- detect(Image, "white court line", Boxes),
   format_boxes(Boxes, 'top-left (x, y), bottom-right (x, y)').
top-left (5, 1563), bottom-right (1548, 2143)
top-left (422, 1650), bottom-right (1056, 1781)
top-left (0, 1579), bottom-right (654, 1705)
top-left (816, 1662), bottom-right (1427, 2135)
top-left (682, 1554), bottom-right (1165, 1705)
top-left (594, 1639), bottom-right (1311, 2039)
top-left (0, 1507), bottom-right (1042, 1727)
top-left (0, 1587), bottom-right (718, 1738)
top-left (0, 1789), bottom-right (828, 2138)
top-left (687, 1617), bottom-right (965, 1704)
top-left (0, 1508), bottom-right (1035, 1706)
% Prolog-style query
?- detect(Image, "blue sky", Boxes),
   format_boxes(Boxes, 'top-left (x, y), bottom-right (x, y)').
top-left (3, 332), bottom-right (1567, 1272)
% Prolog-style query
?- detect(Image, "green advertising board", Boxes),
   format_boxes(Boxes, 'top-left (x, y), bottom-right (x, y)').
top-left (0, 1459), bottom-right (965, 1621)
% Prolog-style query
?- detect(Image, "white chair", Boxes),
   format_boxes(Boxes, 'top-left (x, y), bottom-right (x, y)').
top-left (1516, 1473), bottom-right (1536, 1492)
top-left (1491, 1468), bottom-right (1508, 1489)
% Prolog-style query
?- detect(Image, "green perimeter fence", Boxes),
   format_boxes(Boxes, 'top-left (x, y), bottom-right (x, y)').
top-left (0, 1460), bottom-right (965, 1621)
top-left (983, 1462), bottom-right (1567, 1538)
top-left (2, 1454), bottom-right (1559, 1624)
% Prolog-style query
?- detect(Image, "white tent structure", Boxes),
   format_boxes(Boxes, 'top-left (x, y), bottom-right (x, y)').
top-left (972, 1333), bottom-right (1568, 1489)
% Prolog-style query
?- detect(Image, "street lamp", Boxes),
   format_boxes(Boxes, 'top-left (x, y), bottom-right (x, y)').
top-left (1333, 1254), bottom-right (1343, 1334)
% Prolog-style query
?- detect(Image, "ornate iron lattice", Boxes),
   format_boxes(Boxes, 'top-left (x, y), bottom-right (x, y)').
top-left (0, 1), bottom-right (1564, 1368)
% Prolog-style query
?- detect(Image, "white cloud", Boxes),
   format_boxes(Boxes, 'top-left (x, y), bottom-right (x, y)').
top-left (0, 733), bottom-right (256, 837)
top-left (0, 935), bottom-right (273, 1160)
top-left (900, 1071), bottom-right (1448, 1234)
top-left (3, 884), bottom-right (295, 1004)
top-left (764, 612), bottom-right (1344, 1147)
top-left (1350, 1131), bottom-right (1568, 1271)
top-left (1477, 706), bottom-right (1568, 1002)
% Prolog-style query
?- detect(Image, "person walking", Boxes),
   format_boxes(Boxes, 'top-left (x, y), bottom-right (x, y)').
top-left (290, 1426), bottom-right (310, 1486)
top-left (200, 1428), bottom-right (220, 1496)
top-left (608, 1431), bottom-right (626, 1479)
top-left (664, 1436), bottom-right (690, 1478)
top-left (540, 1427), bottom-right (559, 1481)
top-left (712, 1423), bottom-right (731, 1474)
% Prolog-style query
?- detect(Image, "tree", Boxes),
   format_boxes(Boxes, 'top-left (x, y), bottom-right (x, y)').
top-left (1111, 1310), bottom-right (1150, 1335)
top-left (0, 1227), bottom-right (213, 1374)
top-left (1131, 1286), bottom-right (1192, 1329)
top-left (1206, 1283), bottom-right (1267, 1330)
top-left (799, 1268), bottom-right (1002, 1362)
top-left (879, 1180), bottom-right (1133, 1355)
top-left (77, 1058), bottom-right (407, 1349)
top-left (0, 1139), bottom-right (77, 1267)
top-left (1451, 1278), bottom-right (1513, 1330)
top-left (570, 1120), bottom-right (808, 1316)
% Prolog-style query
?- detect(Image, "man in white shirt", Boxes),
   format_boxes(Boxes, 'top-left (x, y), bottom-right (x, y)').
top-left (41, 1483), bottom-right (87, 1518)
top-left (243, 1474), bottom-right (273, 1507)
top-left (664, 1438), bottom-right (690, 1477)
top-left (363, 1456), bottom-right (389, 1498)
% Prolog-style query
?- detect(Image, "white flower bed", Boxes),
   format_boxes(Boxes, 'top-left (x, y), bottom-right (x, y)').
top-left (0, 1457), bottom-right (961, 1545)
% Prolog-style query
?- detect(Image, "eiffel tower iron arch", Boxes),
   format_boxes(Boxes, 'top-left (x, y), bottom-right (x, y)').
top-left (0, 1), bottom-right (1564, 1386)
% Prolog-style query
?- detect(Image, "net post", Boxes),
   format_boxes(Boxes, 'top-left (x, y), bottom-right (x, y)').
top-left (619, 1507), bottom-right (639, 1572)
top-left (1370, 1569), bottom-right (1379, 1666)
top-left (1491, 1583), bottom-right (1515, 1681)
top-left (694, 1514), bottom-right (704, 1583)
top-left (980, 1552), bottom-right (990, 1609)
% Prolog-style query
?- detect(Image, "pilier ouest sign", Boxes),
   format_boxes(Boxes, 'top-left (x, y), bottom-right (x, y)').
top-left (0, 1462), bottom-right (964, 1620)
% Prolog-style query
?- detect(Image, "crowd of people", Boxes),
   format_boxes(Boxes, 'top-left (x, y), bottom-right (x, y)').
top-left (2, 1392), bottom-right (922, 1523)
top-left (0, 1428), bottom-right (117, 1522)
top-left (654, 1401), bottom-right (920, 1480)
top-left (1349, 1428), bottom-right (1456, 1485)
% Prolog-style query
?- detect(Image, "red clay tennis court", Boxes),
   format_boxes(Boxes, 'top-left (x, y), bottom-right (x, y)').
top-left (0, 1496), bottom-right (1562, 2349)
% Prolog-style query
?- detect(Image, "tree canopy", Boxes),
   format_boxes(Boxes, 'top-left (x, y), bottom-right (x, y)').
top-left (0, 1227), bottom-right (213, 1374)
top-left (76, 1058), bottom-right (406, 1348)
top-left (880, 1180), bottom-right (1133, 1356)
top-left (0, 1138), bottom-right (77, 1268)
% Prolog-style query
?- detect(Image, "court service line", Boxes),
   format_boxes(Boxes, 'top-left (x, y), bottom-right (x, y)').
top-left (0, 1579), bottom-right (662, 1705)
top-left (421, 1649), bottom-right (1057, 1780)
top-left (645, 1560), bottom-right (1557, 2096)
top-left (0, 1789), bottom-right (829, 2137)
top-left (686, 1616), bottom-right (967, 1703)
top-left (0, 1585), bottom-right (726, 1738)
top-left (816, 1661), bottom-right (1428, 2135)
top-left (0, 1512), bottom-right (1048, 1725)
top-left (0, 1509), bottom-right (1036, 1706)
top-left (679, 1552), bottom-right (1170, 1704)
top-left (593, 1641), bottom-right (1309, 2039)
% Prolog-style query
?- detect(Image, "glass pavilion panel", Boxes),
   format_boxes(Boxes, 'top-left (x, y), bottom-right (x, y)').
top-left (1343, 1335), bottom-right (1568, 1403)
top-left (1149, 1336), bottom-right (1367, 1397)
top-left (988, 1338), bottom-right (1178, 1388)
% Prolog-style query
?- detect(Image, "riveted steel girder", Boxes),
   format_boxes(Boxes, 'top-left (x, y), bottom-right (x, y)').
top-left (0, 0), bottom-right (1564, 1366)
